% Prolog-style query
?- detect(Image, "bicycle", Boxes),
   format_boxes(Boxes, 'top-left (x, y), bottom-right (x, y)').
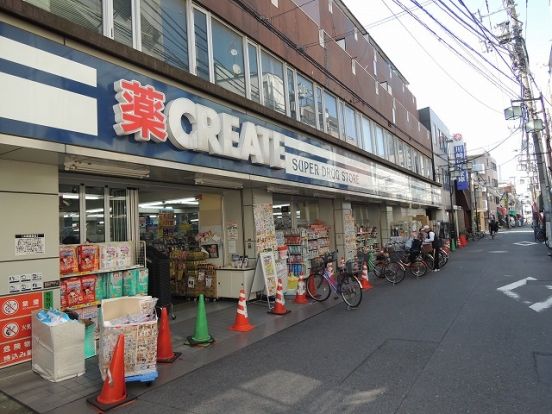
top-left (385, 251), bottom-right (429, 284)
top-left (306, 252), bottom-right (362, 308)
top-left (359, 247), bottom-right (390, 279)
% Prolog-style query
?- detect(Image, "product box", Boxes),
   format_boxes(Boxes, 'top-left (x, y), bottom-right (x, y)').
top-left (31, 311), bottom-right (85, 382)
top-left (137, 268), bottom-right (149, 295)
top-left (95, 274), bottom-right (107, 301)
top-left (100, 244), bottom-right (118, 270)
top-left (60, 281), bottom-right (68, 309)
top-left (116, 243), bottom-right (133, 268)
top-left (81, 275), bottom-right (96, 303)
top-left (77, 245), bottom-right (99, 272)
top-left (64, 277), bottom-right (83, 307)
top-left (122, 270), bottom-right (137, 296)
top-left (59, 246), bottom-right (79, 275)
top-left (107, 272), bottom-right (123, 298)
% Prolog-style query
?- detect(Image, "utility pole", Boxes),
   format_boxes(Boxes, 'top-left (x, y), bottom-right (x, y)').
top-left (502, 0), bottom-right (552, 237)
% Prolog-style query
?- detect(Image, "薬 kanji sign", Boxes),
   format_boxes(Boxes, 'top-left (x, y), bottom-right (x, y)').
top-left (113, 79), bottom-right (168, 143)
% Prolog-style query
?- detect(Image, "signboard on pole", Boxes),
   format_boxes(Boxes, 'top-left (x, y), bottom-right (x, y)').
top-left (452, 134), bottom-right (469, 191)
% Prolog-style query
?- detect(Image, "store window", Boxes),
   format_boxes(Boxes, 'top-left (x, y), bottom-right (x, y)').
top-left (295, 199), bottom-right (319, 228)
top-left (261, 51), bottom-right (285, 114)
top-left (338, 101), bottom-right (346, 139)
top-left (287, 68), bottom-right (297, 119)
top-left (247, 43), bottom-right (261, 103)
top-left (273, 198), bottom-right (292, 231)
top-left (85, 187), bottom-right (105, 243)
top-left (110, 189), bottom-right (128, 242)
top-left (139, 194), bottom-right (199, 250)
top-left (26, 0), bottom-right (103, 34)
top-left (297, 74), bottom-right (315, 128)
top-left (113, 0), bottom-right (133, 47)
top-left (59, 184), bottom-right (81, 244)
top-left (193, 8), bottom-right (210, 80)
top-left (141, 0), bottom-right (189, 71)
top-left (324, 92), bottom-right (339, 138)
top-left (361, 116), bottom-right (373, 153)
top-left (397, 140), bottom-right (405, 167)
top-left (212, 19), bottom-right (245, 96)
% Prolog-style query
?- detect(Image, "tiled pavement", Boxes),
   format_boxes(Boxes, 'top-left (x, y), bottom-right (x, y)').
top-left (0, 295), bottom-right (342, 413)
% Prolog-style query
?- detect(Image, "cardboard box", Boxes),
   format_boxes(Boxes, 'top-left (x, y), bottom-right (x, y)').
top-left (99, 297), bottom-right (157, 379)
top-left (31, 312), bottom-right (85, 382)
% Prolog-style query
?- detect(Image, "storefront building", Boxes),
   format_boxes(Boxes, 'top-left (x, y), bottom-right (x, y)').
top-left (0, 0), bottom-right (441, 367)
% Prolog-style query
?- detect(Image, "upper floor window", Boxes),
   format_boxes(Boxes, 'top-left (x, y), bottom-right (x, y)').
top-left (261, 51), bottom-right (285, 114)
top-left (361, 117), bottom-right (373, 153)
top-left (113, 0), bottom-right (133, 47)
top-left (287, 68), bottom-right (297, 119)
top-left (297, 74), bottom-right (316, 128)
top-left (247, 43), bottom-right (261, 103)
top-left (142, 0), bottom-right (189, 71)
top-left (315, 86), bottom-right (323, 131)
top-left (323, 92), bottom-right (339, 138)
top-left (28, 0), bottom-right (103, 34)
top-left (374, 125), bottom-right (385, 158)
top-left (212, 19), bottom-right (245, 96)
top-left (193, 8), bottom-right (210, 80)
top-left (344, 105), bottom-right (358, 145)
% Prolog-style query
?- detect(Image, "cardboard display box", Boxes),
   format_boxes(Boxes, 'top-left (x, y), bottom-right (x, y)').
top-left (31, 312), bottom-right (85, 382)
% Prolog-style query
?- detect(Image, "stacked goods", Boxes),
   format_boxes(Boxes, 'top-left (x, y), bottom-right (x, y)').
top-left (99, 244), bottom-right (118, 270)
top-left (59, 246), bottom-right (79, 275)
top-left (106, 271), bottom-right (124, 298)
top-left (169, 249), bottom-right (188, 296)
top-left (77, 245), bottom-right (99, 272)
top-left (197, 264), bottom-right (217, 299)
top-left (123, 268), bottom-right (149, 296)
top-left (184, 251), bottom-right (209, 298)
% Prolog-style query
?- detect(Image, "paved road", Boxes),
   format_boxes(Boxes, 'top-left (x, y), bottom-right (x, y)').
top-left (115, 228), bottom-right (552, 414)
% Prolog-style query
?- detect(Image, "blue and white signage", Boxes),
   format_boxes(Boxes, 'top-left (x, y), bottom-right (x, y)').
top-left (452, 134), bottom-right (469, 191)
top-left (0, 22), bottom-right (440, 206)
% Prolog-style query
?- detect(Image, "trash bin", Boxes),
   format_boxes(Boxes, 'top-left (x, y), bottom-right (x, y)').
top-left (146, 247), bottom-right (171, 308)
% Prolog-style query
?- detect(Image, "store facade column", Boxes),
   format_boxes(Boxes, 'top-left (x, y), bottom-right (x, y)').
top-left (333, 200), bottom-right (356, 262)
top-left (242, 188), bottom-right (273, 262)
top-left (380, 206), bottom-right (394, 244)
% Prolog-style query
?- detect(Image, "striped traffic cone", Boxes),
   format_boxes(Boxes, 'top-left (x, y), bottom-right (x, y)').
top-left (294, 274), bottom-right (309, 304)
top-left (229, 289), bottom-right (254, 332)
top-left (360, 262), bottom-right (372, 290)
top-left (269, 278), bottom-right (291, 315)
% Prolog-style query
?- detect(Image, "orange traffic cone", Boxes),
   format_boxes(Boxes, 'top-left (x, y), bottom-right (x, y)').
top-left (157, 307), bottom-right (181, 363)
top-left (269, 278), bottom-right (291, 315)
top-left (87, 334), bottom-right (135, 411)
top-left (294, 274), bottom-right (309, 304)
top-left (230, 289), bottom-right (255, 332)
top-left (360, 262), bottom-right (373, 290)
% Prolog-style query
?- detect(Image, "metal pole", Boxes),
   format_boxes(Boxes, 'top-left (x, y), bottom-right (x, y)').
top-left (446, 142), bottom-right (457, 242)
top-left (503, 0), bottom-right (552, 239)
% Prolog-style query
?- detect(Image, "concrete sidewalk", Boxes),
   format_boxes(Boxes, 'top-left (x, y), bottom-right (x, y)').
top-left (0, 293), bottom-right (348, 414)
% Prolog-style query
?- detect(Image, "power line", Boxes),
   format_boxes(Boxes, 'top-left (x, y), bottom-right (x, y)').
top-left (389, 0), bottom-right (518, 99)
top-left (379, 0), bottom-right (505, 113)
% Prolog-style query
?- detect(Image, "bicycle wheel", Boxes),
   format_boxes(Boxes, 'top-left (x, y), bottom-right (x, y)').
top-left (438, 252), bottom-right (448, 268)
top-left (536, 230), bottom-right (546, 242)
top-left (306, 273), bottom-right (331, 301)
top-left (386, 261), bottom-right (405, 284)
top-left (424, 254), bottom-right (435, 270)
top-left (373, 261), bottom-right (386, 279)
top-left (340, 275), bottom-right (362, 308)
top-left (545, 238), bottom-right (552, 250)
top-left (410, 260), bottom-right (428, 278)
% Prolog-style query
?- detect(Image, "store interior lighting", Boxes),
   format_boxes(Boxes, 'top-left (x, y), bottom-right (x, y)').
top-left (194, 177), bottom-right (243, 189)
top-left (266, 185), bottom-right (301, 195)
top-left (64, 156), bottom-right (150, 179)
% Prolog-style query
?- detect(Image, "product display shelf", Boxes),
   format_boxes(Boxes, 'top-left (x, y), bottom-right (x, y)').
top-left (60, 264), bottom-right (143, 279)
top-left (61, 300), bottom-right (100, 311)
top-left (285, 231), bottom-right (309, 278)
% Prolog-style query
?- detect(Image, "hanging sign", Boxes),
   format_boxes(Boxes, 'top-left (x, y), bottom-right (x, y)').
top-left (452, 135), bottom-right (469, 191)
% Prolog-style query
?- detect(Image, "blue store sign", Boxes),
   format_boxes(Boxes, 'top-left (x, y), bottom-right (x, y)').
top-left (0, 22), bottom-right (440, 206)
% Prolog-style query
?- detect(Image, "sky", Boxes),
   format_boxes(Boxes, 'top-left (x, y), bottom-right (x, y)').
top-left (344, 0), bottom-right (552, 182)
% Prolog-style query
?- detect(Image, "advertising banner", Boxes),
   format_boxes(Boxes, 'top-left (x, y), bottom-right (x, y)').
top-left (452, 134), bottom-right (469, 191)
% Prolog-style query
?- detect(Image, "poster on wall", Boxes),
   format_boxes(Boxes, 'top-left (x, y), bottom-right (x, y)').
top-left (14, 234), bottom-right (45, 256)
top-left (0, 292), bottom-right (44, 368)
top-left (253, 204), bottom-right (277, 253)
top-left (343, 210), bottom-right (356, 261)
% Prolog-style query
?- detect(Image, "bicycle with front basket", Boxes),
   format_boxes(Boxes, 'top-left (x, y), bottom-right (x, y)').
top-left (306, 252), bottom-right (362, 308)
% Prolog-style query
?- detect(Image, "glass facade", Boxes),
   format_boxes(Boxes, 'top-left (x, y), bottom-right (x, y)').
top-left (27, 0), bottom-right (434, 181)
top-left (212, 20), bottom-right (245, 96)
